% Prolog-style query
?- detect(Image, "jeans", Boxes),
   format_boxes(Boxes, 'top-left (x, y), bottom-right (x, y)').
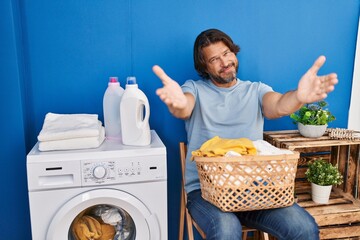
top-left (187, 190), bottom-right (319, 240)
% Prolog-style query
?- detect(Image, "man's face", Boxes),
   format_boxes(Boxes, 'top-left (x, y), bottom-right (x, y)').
top-left (202, 41), bottom-right (238, 86)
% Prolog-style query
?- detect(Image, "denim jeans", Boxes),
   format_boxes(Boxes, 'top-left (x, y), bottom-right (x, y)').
top-left (187, 190), bottom-right (319, 240)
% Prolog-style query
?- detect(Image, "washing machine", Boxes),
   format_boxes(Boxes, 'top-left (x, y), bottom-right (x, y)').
top-left (27, 130), bottom-right (167, 240)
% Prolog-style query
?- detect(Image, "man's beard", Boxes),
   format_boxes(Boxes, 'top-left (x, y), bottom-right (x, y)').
top-left (209, 63), bottom-right (238, 85)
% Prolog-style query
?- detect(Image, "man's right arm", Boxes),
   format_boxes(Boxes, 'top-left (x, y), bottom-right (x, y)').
top-left (152, 65), bottom-right (195, 119)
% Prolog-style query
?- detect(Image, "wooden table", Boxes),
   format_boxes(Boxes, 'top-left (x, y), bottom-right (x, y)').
top-left (264, 130), bottom-right (360, 240)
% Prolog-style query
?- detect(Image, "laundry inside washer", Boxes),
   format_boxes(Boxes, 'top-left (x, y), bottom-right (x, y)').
top-left (70, 204), bottom-right (136, 240)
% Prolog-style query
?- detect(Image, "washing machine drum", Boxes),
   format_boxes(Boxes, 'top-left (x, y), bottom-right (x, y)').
top-left (70, 205), bottom-right (135, 240)
top-left (47, 189), bottom-right (160, 240)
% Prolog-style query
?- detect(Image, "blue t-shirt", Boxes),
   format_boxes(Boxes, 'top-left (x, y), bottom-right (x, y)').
top-left (181, 78), bottom-right (273, 193)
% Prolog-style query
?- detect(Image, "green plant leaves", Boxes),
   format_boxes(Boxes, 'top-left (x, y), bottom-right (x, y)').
top-left (290, 101), bottom-right (335, 125)
top-left (305, 158), bottom-right (343, 186)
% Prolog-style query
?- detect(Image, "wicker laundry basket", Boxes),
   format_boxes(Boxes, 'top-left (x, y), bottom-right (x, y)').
top-left (194, 151), bottom-right (299, 212)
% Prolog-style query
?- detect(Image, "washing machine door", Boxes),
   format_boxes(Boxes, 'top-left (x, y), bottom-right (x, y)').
top-left (46, 189), bottom-right (160, 240)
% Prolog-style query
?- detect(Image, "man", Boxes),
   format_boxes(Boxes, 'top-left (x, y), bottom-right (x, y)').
top-left (153, 29), bottom-right (338, 239)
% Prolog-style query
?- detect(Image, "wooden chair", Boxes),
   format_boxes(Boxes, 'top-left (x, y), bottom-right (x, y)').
top-left (178, 142), bottom-right (270, 240)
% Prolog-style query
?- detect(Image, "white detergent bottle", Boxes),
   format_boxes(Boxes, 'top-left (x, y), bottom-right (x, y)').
top-left (120, 76), bottom-right (151, 146)
top-left (103, 76), bottom-right (124, 141)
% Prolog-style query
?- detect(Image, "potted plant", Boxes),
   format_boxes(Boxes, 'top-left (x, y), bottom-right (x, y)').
top-left (305, 158), bottom-right (343, 204)
top-left (290, 101), bottom-right (335, 138)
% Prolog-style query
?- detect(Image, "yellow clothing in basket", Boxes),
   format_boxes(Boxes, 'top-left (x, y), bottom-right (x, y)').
top-left (192, 136), bottom-right (257, 159)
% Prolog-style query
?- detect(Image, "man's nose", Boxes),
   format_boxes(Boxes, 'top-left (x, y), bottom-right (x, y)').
top-left (219, 56), bottom-right (227, 66)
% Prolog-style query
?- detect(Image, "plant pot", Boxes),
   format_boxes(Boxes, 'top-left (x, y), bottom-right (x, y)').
top-left (311, 182), bottom-right (332, 204)
top-left (297, 123), bottom-right (327, 138)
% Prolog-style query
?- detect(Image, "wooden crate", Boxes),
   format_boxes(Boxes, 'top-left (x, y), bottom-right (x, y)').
top-left (264, 130), bottom-right (360, 240)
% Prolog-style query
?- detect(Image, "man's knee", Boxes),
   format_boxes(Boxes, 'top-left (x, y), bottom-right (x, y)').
top-left (282, 210), bottom-right (319, 240)
top-left (206, 213), bottom-right (243, 239)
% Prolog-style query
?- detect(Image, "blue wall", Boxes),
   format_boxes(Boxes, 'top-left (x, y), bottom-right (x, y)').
top-left (1, 0), bottom-right (359, 239)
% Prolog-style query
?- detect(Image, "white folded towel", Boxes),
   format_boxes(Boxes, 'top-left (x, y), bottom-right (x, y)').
top-left (38, 113), bottom-right (100, 141)
top-left (253, 140), bottom-right (294, 155)
top-left (38, 126), bottom-right (105, 151)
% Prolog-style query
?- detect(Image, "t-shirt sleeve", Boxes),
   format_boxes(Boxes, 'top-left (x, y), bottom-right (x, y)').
top-left (181, 80), bottom-right (197, 98)
top-left (258, 82), bottom-right (274, 106)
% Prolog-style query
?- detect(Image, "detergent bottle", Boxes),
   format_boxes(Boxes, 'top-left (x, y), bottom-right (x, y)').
top-left (120, 76), bottom-right (151, 146)
top-left (103, 76), bottom-right (124, 141)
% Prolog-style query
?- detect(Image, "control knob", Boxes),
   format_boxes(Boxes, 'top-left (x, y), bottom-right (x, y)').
top-left (93, 165), bottom-right (107, 179)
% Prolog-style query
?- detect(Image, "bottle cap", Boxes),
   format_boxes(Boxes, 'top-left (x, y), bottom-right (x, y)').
top-left (109, 77), bottom-right (118, 83)
top-left (126, 76), bottom-right (137, 85)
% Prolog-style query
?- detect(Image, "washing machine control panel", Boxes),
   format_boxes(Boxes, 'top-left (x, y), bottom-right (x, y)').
top-left (83, 161), bottom-right (117, 184)
top-left (81, 155), bottom-right (166, 186)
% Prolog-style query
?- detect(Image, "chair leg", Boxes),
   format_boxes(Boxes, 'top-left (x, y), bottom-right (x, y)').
top-left (260, 231), bottom-right (270, 240)
top-left (185, 210), bottom-right (195, 240)
top-left (242, 231), bottom-right (248, 240)
top-left (242, 229), bottom-right (269, 240)
top-left (178, 189), bottom-right (185, 240)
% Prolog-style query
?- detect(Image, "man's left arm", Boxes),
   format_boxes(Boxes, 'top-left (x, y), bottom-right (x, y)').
top-left (262, 55), bottom-right (338, 119)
